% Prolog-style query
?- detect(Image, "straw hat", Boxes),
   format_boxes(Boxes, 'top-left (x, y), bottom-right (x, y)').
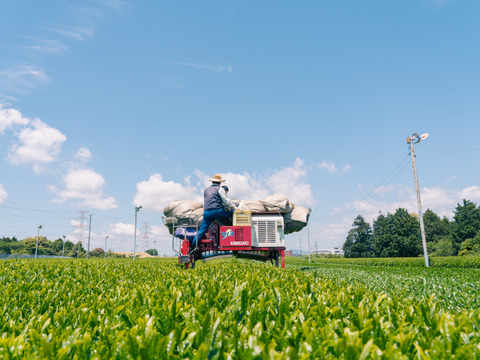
top-left (209, 173), bottom-right (226, 183)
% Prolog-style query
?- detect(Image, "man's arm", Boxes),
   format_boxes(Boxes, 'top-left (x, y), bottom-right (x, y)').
top-left (218, 188), bottom-right (237, 210)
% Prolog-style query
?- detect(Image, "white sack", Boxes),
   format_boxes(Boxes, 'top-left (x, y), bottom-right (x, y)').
top-left (164, 216), bottom-right (177, 235)
top-left (260, 194), bottom-right (292, 213)
top-left (237, 200), bottom-right (266, 212)
top-left (283, 206), bottom-right (311, 234)
top-left (192, 208), bottom-right (204, 226)
top-left (163, 200), bottom-right (203, 218)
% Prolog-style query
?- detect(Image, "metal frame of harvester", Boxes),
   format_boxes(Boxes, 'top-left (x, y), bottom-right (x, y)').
top-left (165, 211), bottom-right (286, 269)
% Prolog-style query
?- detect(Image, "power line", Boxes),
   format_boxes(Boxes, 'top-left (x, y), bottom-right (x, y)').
top-left (423, 147), bottom-right (480, 157)
top-left (322, 154), bottom-right (411, 222)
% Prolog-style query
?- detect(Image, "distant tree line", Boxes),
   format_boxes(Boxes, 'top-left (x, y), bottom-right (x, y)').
top-left (342, 199), bottom-right (480, 258)
top-left (0, 237), bottom-right (126, 258)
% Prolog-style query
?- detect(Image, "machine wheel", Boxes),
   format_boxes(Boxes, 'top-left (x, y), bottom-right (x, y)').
top-left (273, 250), bottom-right (280, 267)
top-left (184, 257), bottom-right (196, 269)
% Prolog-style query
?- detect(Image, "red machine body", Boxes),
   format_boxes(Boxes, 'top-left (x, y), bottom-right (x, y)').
top-left (219, 226), bottom-right (252, 248)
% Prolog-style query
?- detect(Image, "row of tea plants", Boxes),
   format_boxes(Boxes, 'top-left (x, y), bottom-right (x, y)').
top-left (1, 258), bottom-right (479, 359)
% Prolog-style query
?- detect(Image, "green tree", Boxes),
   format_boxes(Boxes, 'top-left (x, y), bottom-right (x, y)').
top-left (20, 237), bottom-right (56, 255)
top-left (145, 248), bottom-right (158, 256)
top-left (52, 238), bottom-right (65, 254)
top-left (64, 241), bottom-right (75, 251)
top-left (451, 200), bottom-right (480, 253)
top-left (372, 208), bottom-right (422, 257)
top-left (89, 247), bottom-right (105, 257)
top-left (342, 215), bottom-right (373, 258)
top-left (69, 242), bottom-right (86, 258)
top-left (458, 232), bottom-right (480, 256)
top-left (430, 237), bottom-right (456, 257)
top-left (0, 237), bottom-right (20, 254)
top-left (423, 209), bottom-right (451, 243)
top-left (22, 237), bottom-right (41, 254)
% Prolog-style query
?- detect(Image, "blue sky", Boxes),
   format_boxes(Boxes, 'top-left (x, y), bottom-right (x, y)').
top-left (1, 0), bottom-right (479, 255)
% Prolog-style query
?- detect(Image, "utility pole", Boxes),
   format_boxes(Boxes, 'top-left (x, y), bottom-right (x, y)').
top-left (407, 133), bottom-right (430, 267)
top-left (141, 223), bottom-right (150, 252)
top-left (62, 235), bottom-right (66, 257)
top-left (86, 214), bottom-right (92, 259)
top-left (299, 238), bottom-right (302, 256)
top-left (105, 235), bottom-right (109, 258)
top-left (307, 218), bottom-right (311, 263)
top-left (74, 211), bottom-right (88, 255)
top-left (35, 225), bottom-right (43, 259)
top-left (133, 206), bottom-right (142, 260)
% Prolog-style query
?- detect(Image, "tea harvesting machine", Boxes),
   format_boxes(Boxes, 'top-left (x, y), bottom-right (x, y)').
top-left (165, 210), bottom-right (286, 269)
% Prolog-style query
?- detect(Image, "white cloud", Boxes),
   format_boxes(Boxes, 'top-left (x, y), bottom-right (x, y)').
top-left (0, 184), bottom-right (7, 204)
top-left (267, 158), bottom-right (315, 207)
top-left (0, 105), bottom-right (30, 133)
top-left (0, 66), bottom-right (50, 95)
top-left (84, 196), bottom-right (117, 210)
top-left (421, 186), bottom-right (456, 215)
top-left (318, 161), bottom-right (338, 174)
top-left (195, 164), bottom-right (313, 206)
top-left (51, 168), bottom-right (118, 210)
top-left (342, 164), bottom-right (352, 173)
top-left (109, 222), bottom-right (136, 237)
top-left (75, 147), bottom-right (92, 162)
top-left (170, 61), bottom-right (233, 73)
top-left (101, 222), bottom-right (173, 254)
top-left (26, 38), bottom-right (68, 54)
top-left (318, 218), bottom-right (353, 246)
top-left (0, 93), bottom-right (18, 102)
top-left (105, 222), bottom-right (168, 240)
top-left (98, 0), bottom-right (128, 10)
top-left (332, 185), bottom-right (419, 223)
top-left (210, 171), bottom-right (269, 201)
top-left (8, 118), bottom-right (67, 173)
top-left (48, 26), bottom-right (96, 42)
top-left (136, 159), bottom-right (316, 214)
top-left (321, 183), bottom-right (480, 249)
top-left (133, 173), bottom-right (201, 212)
top-left (429, 0), bottom-right (455, 7)
top-left (460, 186), bottom-right (480, 203)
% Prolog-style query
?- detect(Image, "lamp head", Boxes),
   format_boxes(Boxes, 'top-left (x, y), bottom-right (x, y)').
top-left (419, 133), bottom-right (429, 141)
top-left (407, 132), bottom-right (429, 144)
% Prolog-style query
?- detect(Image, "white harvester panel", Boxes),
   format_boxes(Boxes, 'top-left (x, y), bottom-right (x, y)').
top-left (252, 214), bottom-right (285, 247)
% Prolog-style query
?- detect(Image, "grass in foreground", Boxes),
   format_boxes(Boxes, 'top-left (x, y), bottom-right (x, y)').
top-left (0, 257), bottom-right (479, 359)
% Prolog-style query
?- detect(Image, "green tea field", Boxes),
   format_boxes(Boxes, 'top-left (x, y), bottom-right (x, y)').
top-left (1, 257), bottom-right (480, 359)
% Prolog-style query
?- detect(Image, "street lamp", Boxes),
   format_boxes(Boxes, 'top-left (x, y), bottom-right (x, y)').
top-left (35, 225), bottom-right (43, 260)
top-left (406, 132), bottom-right (430, 267)
top-left (105, 235), bottom-right (109, 258)
top-left (307, 208), bottom-right (313, 263)
top-left (62, 235), bottom-right (66, 257)
top-left (86, 214), bottom-right (93, 259)
top-left (133, 206), bottom-right (142, 260)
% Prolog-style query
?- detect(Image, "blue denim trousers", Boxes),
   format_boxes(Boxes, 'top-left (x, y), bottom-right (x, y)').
top-left (191, 208), bottom-right (235, 247)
